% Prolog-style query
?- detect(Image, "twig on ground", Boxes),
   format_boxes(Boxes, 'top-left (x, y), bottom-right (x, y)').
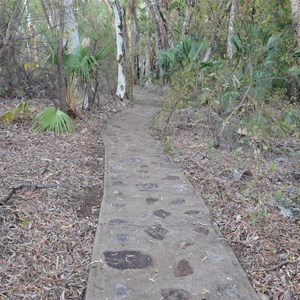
top-left (2, 183), bottom-right (58, 204)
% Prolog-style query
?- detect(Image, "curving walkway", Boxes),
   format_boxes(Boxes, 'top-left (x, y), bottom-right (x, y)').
top-left (85, 92), bottom-right (259, 300)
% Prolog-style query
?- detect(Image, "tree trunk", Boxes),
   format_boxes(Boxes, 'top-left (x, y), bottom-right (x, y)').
top-left (123, 7), bottom-right (133, 100)
top-left (58, 0), bottom-right (66, 112)
top-left (64, 0), bottom-right (89, 110)
top-left (291, 0), bottom-right (300, 49)
top-left (110, 0), bottom-right (126, 100)
top-left (157, 0), bottom-right (173, 47)
top-left (64, 0), bottom-right (79, 53)
top-left (145, 5), bottom-right (152, 78)
top-left (24, 0), bottom-right (37, 62)
top-left (147, 0), bottom-right (163, 78)
top-left (128, 0), bottom-right (140, 84)
top-left (227, 0), bottom-right (237, 60)
top-left (146, 0), bottom-right (163, 49)
top-left (181, 0), bottom-right (195, 36)
top-left (204, 0), bottom-right (227, 61)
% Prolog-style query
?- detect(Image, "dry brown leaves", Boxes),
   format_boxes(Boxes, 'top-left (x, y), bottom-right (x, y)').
top-left (168, 129), bottom-right (300, 300)
top-left (0, 99), bottom-right (106, 299)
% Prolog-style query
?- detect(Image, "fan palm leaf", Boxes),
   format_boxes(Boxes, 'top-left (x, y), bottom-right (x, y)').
top-left (32, 107), bottom-right (74, 133)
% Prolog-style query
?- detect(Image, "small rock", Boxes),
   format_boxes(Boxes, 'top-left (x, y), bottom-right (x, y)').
top-left (174, 259), bottom-right (194, 277)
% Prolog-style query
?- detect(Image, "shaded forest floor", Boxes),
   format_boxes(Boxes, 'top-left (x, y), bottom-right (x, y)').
top-left (152, 91), bottom-right (300, 299)
top-left (1, 90), bottom-right (299, 299)
top-left (0, 97), bottom-right (124, 299)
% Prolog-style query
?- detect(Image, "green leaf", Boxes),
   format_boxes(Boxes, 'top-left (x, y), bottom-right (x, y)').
top-left (22, 217), bottom-right (29, 226)
top-left (32, 107), bottom-right (74, 133)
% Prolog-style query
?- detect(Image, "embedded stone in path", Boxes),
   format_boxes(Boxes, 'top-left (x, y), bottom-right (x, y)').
top-left (171, 198), bottom-right (186, 205)
top-left (115, 283), bottom-right (127, 296)
top-left (109, 219), bottom-right (128, 225)
top-left (145, 224), bottom-right (168, 240)
top-left (146, 197), bottom-right (159, 204)
top-left (174, 259), bottom-right (194, 277)
top-left (104, 250), bottom-right (153, 269)
top-left (161, 288), bottom-right (192, 300)
top-left (153, 209), bottom-right (171, 218)
top-left (193, 226), bottom-right (209, 235)
top-left (184, 210), bottom-right (201, 215)
top-left (112, 181), bottom-right (123, 186)
top-left (116, 233), bottom-right (129, 243)
top-left (136, 183), bottom-right (158, 191)
top-left (163, 175), bottom-right (180, 181)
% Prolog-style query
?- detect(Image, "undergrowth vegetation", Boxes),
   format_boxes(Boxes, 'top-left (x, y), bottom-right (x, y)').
top-left (157, 23), bottom-right (300, 149)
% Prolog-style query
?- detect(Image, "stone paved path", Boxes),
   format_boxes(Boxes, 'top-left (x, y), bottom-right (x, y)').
top-left (85, 92), bottom-right (259, 300)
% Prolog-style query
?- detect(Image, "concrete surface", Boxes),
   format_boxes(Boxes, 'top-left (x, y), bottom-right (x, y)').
top-left (85, 92), bottom-right (259, 300)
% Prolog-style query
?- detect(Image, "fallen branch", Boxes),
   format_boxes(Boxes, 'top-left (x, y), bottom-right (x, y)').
top-left (255, 260), bottom-right (295, 273)
top-left (2, 183), bottom-right (58, 204)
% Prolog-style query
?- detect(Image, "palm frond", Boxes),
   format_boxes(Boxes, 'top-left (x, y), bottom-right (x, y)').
top-left (32, 107), bottom-right (74, 133)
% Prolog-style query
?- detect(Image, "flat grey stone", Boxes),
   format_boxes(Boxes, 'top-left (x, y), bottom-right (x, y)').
top-left (145, 224), bottom-right (168, 240)
top-left (104, 250), bottom-right (153, 269)
top-left (161, 288), bottom-right (192, 300)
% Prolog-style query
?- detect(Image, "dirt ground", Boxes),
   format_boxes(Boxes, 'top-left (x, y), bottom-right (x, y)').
top-left (1, 91), bottom-right (299, 300)
top-left (0, 96), bottom-right (124, 299)
top-left (161, 126), bottom-right (300, 300)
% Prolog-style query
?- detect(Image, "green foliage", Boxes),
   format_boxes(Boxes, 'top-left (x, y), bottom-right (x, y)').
top-left (32, 107), bottom-right (74, 133)
top-left (158, 36), bottom-right (207, 80)
top-left (160, 134), bottom-right (173, 153)
top-left (0, 102), bottom-right (32, 123)
top-left (46, 43), bottom-right (113, 84)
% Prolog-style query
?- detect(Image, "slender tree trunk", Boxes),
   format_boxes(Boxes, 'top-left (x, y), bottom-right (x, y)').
top-left (64, 0), bottom-right (79, 52)
top-left (147, 0), bottom-right (163, 78)
top-left (128, 0), bottom-right (140, 84)
top-left (103, 0), bottom-right (114, 26)
top-left (146, 0), bottom-right (163, 49)
top-left (123, 7), bottom-right (133, 100)
top-left (227, 0), bottom-right (237, 60)
top-left (157, 1), bottom-right (173, 47)
top-left (64, 0), bottom-right (90, 110)
top-left (204, 0), bottom-right (227, 61)
top-left (145, 5), bottom-right (152, 77)
top-left (181, 0), bottom-right (195, 36)
top-left (291, 0), bottom-right (300, 49)
top-left (110, 0), bottom-right (126, 100)
top-left (24, 0), bottom-right (37, 62)
top-left (58, 0), bottom-right (66, 112)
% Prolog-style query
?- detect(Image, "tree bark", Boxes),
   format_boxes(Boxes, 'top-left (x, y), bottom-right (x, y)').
top-left (110, 0), bottom-right (126, 100)
top-left (227, 0), bottom-right (237, 60)
top-left (58, 0), bottom-right (66, 112)
top-left (128, 0), bottom-right (140, 84)
top-left (204, 0), bottom-right (227, 61)
top-left (145, 5), bottom-right (152, 77)
top-left (146, 0), bottom-right (163, 49)
top-left (147, 0), bottom-right (163, 78)
top-left (181, 0), bottom-right (195, 36)
top-left (291, 0), bottom-right (300, 49)
top-left (157, 0), bottom-right (173, 47)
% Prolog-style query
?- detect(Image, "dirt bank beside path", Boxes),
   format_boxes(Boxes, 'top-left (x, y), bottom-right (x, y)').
top-left (0, 98), bottom-right (110, 299)
top-left (156, 120), bottom-right (300, 299)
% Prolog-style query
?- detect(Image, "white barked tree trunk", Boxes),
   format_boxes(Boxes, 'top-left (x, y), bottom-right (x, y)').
top-left (64, 0), bottom-right (89, 109)
top-left (110, 0), bottom-right (126, 100)
top-left (227, 0), bottom-right (237, 60)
